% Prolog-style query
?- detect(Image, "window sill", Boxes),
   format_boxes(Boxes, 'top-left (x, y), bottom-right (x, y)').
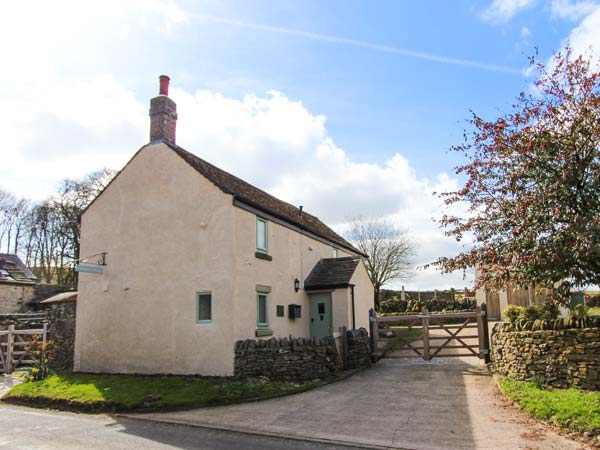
top-left (255, 251), bottom-right (272, 261)
top-left (255, 328), bottom-right (273, 337)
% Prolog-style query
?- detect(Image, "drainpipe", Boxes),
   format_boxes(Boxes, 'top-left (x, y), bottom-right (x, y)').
top-left (351, 285), bottom-right (356, 330)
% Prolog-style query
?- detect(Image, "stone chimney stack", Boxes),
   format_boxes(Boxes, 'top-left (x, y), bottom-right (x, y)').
top-left (149, 75), bottom-right (177, 145)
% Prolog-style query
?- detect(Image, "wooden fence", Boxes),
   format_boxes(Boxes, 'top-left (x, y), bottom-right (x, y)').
top-left (0, 324), bottom-right (47, 374)
top-left (369, 304), bottom-right (490, 362)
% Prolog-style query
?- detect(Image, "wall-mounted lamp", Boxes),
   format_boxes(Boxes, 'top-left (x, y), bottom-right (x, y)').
top-left (294, 278), bottom-right (300, 292)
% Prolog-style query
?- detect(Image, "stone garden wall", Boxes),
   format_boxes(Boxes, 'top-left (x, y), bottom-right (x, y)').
top-left (234, 328), bottom-right (372, 381)
top-left (346, 328), bottom-right (371, 369)
top-left (42, 300), bottom-right (77, 371)
top-left (491, 319), bottom-right (600, 390)
top-left (234, 336), bottom-right (340, 381)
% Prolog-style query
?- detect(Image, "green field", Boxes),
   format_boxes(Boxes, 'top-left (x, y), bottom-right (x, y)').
top-left (2, 372), bottom-right (323, 413)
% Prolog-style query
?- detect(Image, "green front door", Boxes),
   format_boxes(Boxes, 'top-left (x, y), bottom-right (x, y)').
top-left (309, 293), bottom-right (333, 338)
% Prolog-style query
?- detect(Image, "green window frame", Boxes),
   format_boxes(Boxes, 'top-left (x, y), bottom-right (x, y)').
top-left (256, 292), bottom-right (269, 328)
top-left (256, 217), bottom-right (268, 253)
top-left (196, 292), bottom-right (212, 324)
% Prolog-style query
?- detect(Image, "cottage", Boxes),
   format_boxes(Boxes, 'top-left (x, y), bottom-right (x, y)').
top-left (0, 253), bottom-right (38, 314)
top-left (74, 76), bottom-right (374, 376)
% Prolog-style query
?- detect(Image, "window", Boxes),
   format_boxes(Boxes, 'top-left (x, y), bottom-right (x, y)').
top-left (257, 292), bottom-right (269, 328)
top-left (256, 217), bottom-right (268, 253)
top-left (276, 305), bottom-right (285, 317)
top-left (332, 248), bottom-right (339, 258)
top-left (196, 292), bottom-right (212, 323)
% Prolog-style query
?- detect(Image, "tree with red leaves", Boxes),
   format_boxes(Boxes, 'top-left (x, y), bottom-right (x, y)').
top-left (431, 49), bottom-right (600, 305)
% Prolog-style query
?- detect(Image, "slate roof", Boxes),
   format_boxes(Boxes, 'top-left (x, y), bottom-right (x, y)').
top-left (0, 254), bottom-right (37, 285)
top-left (304, 257), bottom-right (360, 290)
top-left (170, 144), bottom-right (364, 256)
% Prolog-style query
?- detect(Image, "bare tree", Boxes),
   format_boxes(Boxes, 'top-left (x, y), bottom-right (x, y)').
top-left (0, 188), bottom-right (30, 254)
top-left (348, 216), bottom-right (415, 310)
top-left (52, 168), bottom-right (115, 286)
top-left (1, 168), bottom-right (115, 287)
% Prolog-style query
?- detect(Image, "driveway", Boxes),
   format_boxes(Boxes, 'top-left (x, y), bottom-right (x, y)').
top-left (132, 359), bottom-right (586, 450)
top-left (0, 374), bottom-right (21, 398)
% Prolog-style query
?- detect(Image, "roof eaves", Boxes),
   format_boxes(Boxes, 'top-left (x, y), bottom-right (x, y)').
top-left (304, 282), bottom-right (353, 291)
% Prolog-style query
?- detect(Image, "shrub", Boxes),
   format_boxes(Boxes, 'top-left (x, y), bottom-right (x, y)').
top-left (522, 305), bottom-right (540, 321)
top-left (538, 302), bottom-right (560, 320)
top-left (504, 303), bottom-right (561, 323)
top-left (503, 305), bottom-right (525, 323)
top-left (569, 304), bottom-right (589, 320)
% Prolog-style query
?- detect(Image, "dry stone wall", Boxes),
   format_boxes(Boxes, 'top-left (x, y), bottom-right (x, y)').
top-left (492, 321), bottom-right (600, 390)
top-left (234, 336), bottom-right (340, 381)
top-left (234, 328), bottom-right (373, 381)
top-left (42, 301), bottom-right (77, 371)
top-left (346, 328), bottom-right (371, 369)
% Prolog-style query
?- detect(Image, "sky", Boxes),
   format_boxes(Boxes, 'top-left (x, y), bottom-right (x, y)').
top-left (2, 0), bottom-right (600, 290)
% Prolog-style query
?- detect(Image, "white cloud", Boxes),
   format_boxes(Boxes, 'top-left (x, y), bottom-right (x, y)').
top-left (520, 26), bottom-right (532, 39)
top-left (564, 6), bottom-right (600, 58)
top-left (481, 0), bottom-right (537, 22)
top-left (0, 0), bottom-right (188, 198)
top-left (550, 0), bottom-right (600, 20)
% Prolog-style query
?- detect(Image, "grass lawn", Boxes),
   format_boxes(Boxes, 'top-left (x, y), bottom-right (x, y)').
top-left (498, 378), bottom-right (600, 435)
top-left (2, 372), bottom-right (323, 413)
top-left (589, 307), bottom-right (600, 316)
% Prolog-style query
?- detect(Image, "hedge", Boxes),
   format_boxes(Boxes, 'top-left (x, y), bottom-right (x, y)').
top-left (379, 297), bottom-right (476, 314)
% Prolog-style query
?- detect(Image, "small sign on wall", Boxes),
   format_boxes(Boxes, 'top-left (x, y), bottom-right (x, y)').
top-left (76, 264), bottom-right (103, 274)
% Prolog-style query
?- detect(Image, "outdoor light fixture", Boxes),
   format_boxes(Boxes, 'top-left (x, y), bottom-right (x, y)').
top-left (294, 278), bottom-right (300, 292)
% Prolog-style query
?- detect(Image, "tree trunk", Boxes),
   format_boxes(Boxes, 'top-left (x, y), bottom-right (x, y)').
top-left (374, 285), bottom-right (381, 312)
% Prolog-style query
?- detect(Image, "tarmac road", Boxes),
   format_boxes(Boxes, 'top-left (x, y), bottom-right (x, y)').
top-left (0, 404), bottom-right (372, 450)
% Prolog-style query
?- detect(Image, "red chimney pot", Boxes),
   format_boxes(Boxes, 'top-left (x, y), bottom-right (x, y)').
top-left (159, 75), bottom-right (170, 96)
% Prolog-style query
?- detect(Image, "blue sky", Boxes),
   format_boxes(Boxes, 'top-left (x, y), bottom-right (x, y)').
top-left (1, 0), bottom-right (599, 289)
top-left (133, 0), bottom-right (572, 173)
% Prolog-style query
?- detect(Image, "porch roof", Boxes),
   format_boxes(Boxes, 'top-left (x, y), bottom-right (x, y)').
top-left (304, 257), bottom-right (360, 291)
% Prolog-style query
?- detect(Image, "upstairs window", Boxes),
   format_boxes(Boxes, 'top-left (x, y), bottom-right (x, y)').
top-left (196, 292), bottom-right (212, 324)
top-left (257, 292), bottom-right (269, 328)
top-left (256, 217), bottom-right (268, 253)
top-left (333, 248), bottom-right (339, 258)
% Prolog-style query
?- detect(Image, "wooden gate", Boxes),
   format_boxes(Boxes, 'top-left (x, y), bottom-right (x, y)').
top-left (369, 304), bottom-right (490, 362)
top-left (0, 324), bottom-right (47, 374)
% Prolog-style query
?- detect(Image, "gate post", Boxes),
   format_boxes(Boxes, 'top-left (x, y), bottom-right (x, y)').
top-left (481, 303), bottom-right (491, 364)
top-left (369, 308), bottom-right (378, 357)
top-left (6, 325), bottom-right (14, 374)
top-left (422, 307), bottom-right (431, 361)
top-left (476, 305), bottom-right (484, 359)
